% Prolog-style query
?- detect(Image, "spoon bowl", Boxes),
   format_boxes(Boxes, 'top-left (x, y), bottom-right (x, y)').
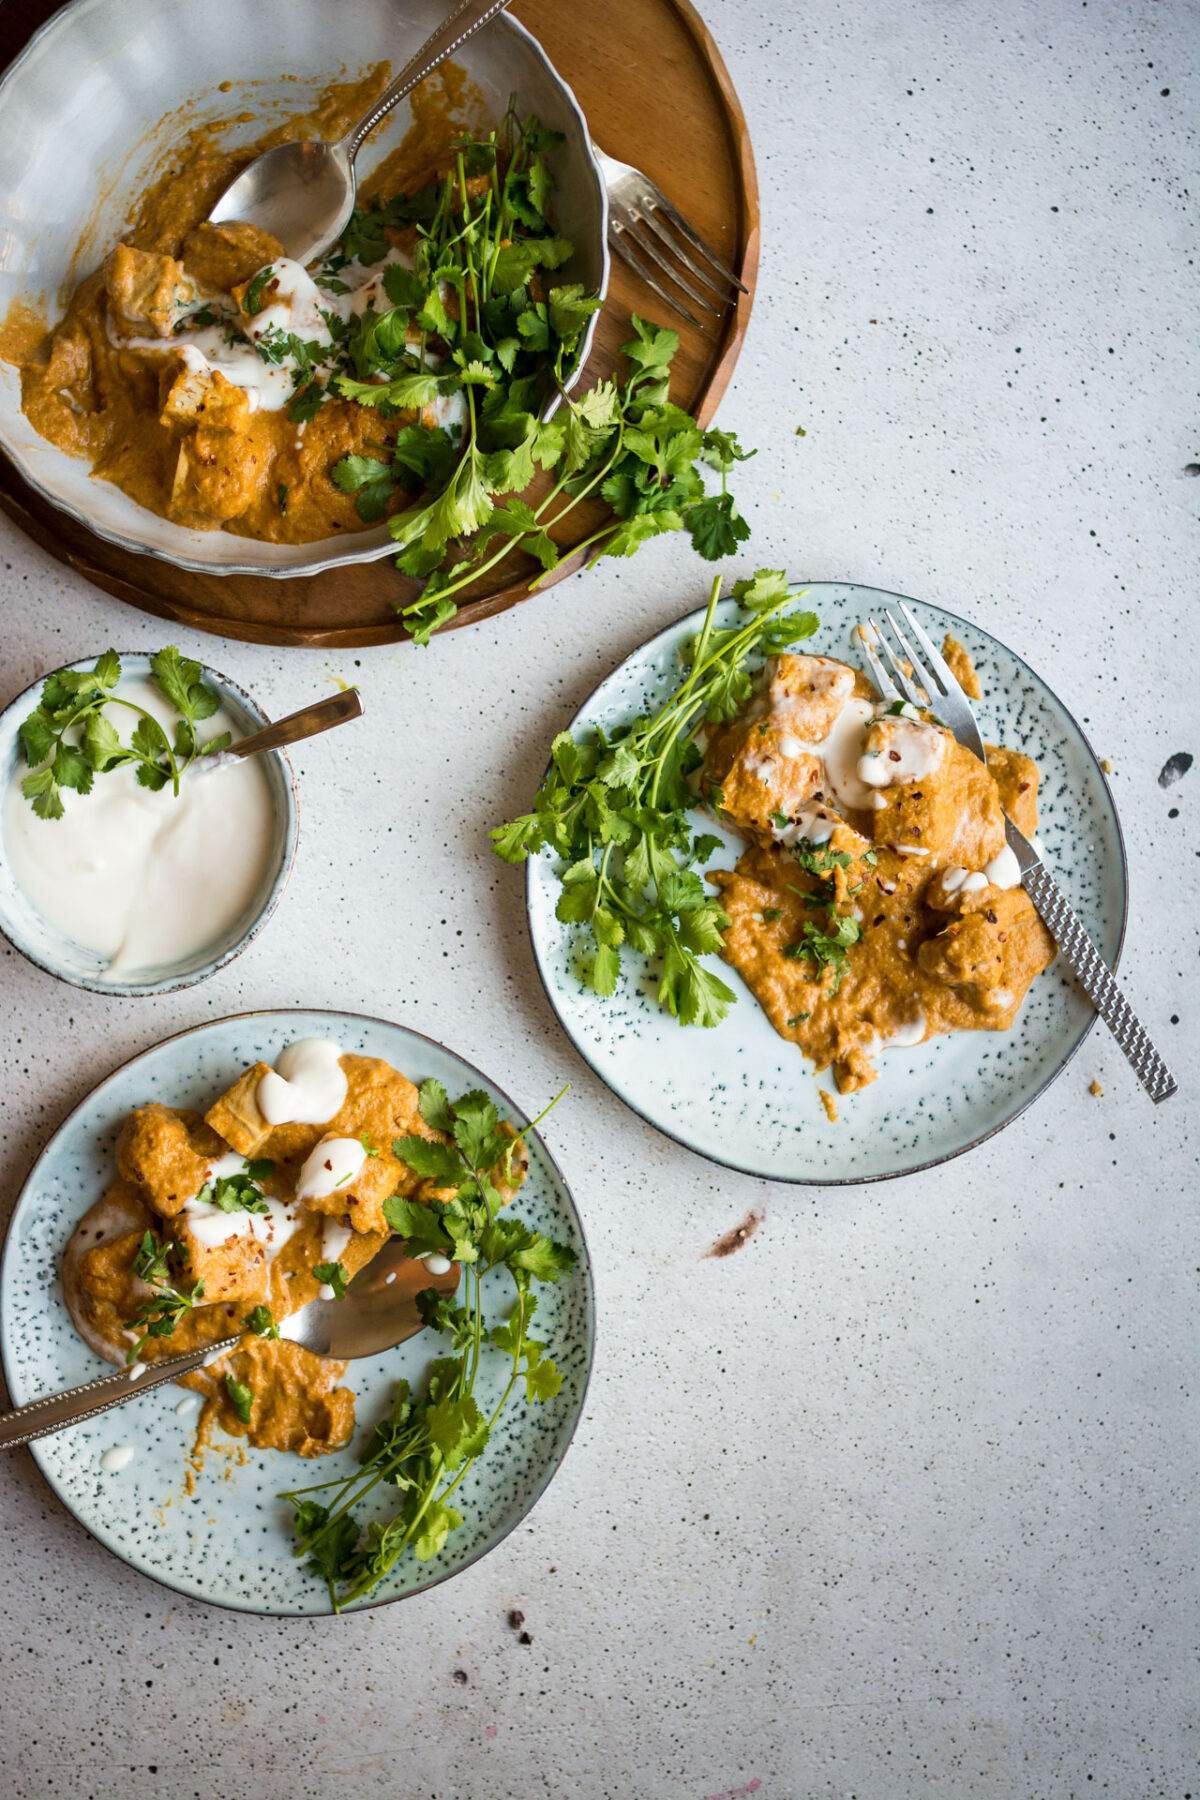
top-left (208, 0), bottom-right (516, 265)
top-left (284, 1241), bottom-right (461, 1360)
top-left (210, 139), bottom-right (356, 266)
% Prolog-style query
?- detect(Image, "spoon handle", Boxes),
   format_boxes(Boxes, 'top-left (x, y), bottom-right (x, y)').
top-left (0, 1337), bottom-right (241, 1450)
top-left (226, 687), bottom-right (363, 761)
top-left (342, 0), bottom-right (517, 163)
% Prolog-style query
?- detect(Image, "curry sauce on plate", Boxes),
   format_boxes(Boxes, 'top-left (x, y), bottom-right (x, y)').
top-left (702, 636), bottom-right (1056, 1093)
top-left (63, 1041), bottom-right (523, 1461)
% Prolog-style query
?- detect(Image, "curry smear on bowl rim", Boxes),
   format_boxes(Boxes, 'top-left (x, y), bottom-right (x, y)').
top-left (2, 62), bottom-right (497, 548)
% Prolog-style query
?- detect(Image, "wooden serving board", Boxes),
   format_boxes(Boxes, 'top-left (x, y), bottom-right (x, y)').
top-left (0, 0), bottom-right (758, 648)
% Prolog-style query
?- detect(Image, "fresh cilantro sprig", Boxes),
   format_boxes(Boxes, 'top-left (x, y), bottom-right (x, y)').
top-left (490, 571), bottom-right (818, 1027)
top-left (280, 1081), bottom-right (573, 1612)
top-left (17, 647), bottom-right (230, 820)
top-left (783, 915), bottom-right (862, 993)
top-left (243, 1305), bottom-right (280, 1340)
top-left (334, 314), bottom-right (755, 645)
top-left (123, 1231), bottom-right (205, 1363)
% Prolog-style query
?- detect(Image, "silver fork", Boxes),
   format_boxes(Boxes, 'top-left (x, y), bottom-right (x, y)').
top-left (856, 605), bottom-right (1177, 1105)
top-left (593, 144), bottom-right (748, 328)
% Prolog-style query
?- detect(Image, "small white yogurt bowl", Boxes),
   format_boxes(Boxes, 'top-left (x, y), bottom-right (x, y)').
top-left (0, 655), bottom-right (298, 995)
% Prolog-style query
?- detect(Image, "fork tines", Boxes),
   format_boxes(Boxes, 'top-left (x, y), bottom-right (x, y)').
top-left (599, 146), bottom-right (747, 329)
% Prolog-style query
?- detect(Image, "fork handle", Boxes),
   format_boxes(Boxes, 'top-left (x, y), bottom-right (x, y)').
top-left (1020, 862), bottom-right (1177, 1103)
top-left (0, 1337), bottom-right (240, 1451)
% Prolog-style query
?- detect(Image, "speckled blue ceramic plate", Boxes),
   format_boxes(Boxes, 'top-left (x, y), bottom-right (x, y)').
top-left (0, 1010), bottom-right (594, 1614)
top-left (526, 582), bottom-right (1127, 1183)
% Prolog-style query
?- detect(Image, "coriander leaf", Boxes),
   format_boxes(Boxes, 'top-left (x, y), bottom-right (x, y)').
top-left (382, 263), bottom-right (426, 310)
top-left (82, 712), bottom-right (125, 772)
top-left (17, 710), bottom-right (56, 767)
top-left (730, 568), bottom-right (793, 613)
top-left (312, 1261), bottom-right (349, 1300)
top-left (292, 1502), bottom-right (362, 1590)
top-left (242, 265), bottom-right (275, 313)
top-left (687, 491), bottom-right (751, 561)
top-left (417, 1078), bottom-right (454, 1134)
top-left (391, 1135), bottom-right (464, 1185)
top-left (382, 1194), bottom-right (450, 1254)
top-left (21, 767), bottom-right (63, 820)
top-left (52, 740), bottom-right (92, 796)
top-left (224, 1376), bottom-right (254, 1424)
top-left (548, 283), bottom-right (603, 341)
top-left (242, 1305), bottom-right (280, 1340)
top-left (621, 313), bottom-right (680, 381)
top-left (413, 1496), bottom-right (463, 1562)
top-left (511, 1235), bottom-right (576, 1283)
top-left (491, 236), bottom-right (573, 294)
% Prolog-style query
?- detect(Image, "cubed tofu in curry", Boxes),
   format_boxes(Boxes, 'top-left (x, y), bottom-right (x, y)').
top-left (175, 1219), bottom-right (272, 1307)
top-left (105, 243), bottom-right (195, 339)
top-left (869, 736), bottom-right (1004, 864)
top-left (710, 723), bottom-right (822, 837)
top-left (916, 889), bottom-right (1054, 1012)
top-left (116, 1103), bottom-right (231, 1219)
top-left (206, 1054), bottom-right (459, 1235)
top-left (766, 654), bottom-right (857, 741)
top-left (180, 220), bottom-right (283, 293)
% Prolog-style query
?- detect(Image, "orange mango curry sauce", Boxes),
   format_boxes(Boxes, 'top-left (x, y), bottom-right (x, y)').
top-left (63, 1046), bottom-right (525, 1466)
top-left (701, 636), bottom-right (1055, 1094)
top-left (6, 66), bottom-right (476, 543)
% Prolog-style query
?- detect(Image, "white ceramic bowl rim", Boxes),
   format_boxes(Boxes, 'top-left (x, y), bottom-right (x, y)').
top-left (0, 652), bottom-right (299, 995)
top-left (0, 0), bottom-right (609, 578)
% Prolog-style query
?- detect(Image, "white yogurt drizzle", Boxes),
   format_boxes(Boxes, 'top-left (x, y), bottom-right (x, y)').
top-left (297, 1136), bottom-right (367, 1202)
top-left (258, 1040), bottom-right (348, 1126)
top-left (178, 1149), bottom-right (298, 1257)
top-left (862, 1012), bottom-right (928, 1059)
top-left (857, 717), bottom-right (947, 790)
top-left (318, 1219), bottom-right (354, 1299)
top-left (939, 844), bottom-right (1022, 896)
top-left (108, 249), bottom-right (466, 433)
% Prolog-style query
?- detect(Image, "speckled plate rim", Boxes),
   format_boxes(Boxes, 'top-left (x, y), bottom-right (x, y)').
top-left (0, 1007), bottom-right (595, 1616)
top-left (0, 655), bottom-right (299, 995)
top-left (525, 580), bottom-right (1130, 1187)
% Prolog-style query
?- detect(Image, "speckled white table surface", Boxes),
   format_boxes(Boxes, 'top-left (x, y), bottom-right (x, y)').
top-left (0, 1), bottom-right (1196, 1795)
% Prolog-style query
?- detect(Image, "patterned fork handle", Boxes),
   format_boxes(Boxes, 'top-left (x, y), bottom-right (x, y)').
top-left (1021, 860), bottom-right (1178, 1104)
top-left (0, 1336), bottom-right (240, 1450)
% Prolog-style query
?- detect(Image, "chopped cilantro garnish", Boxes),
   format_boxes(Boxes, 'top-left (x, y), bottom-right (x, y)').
top-left (224, 1376), bottom-right (254, 1424)
top-left (312, 1261), bottom-right (349, 1301)
top-left (242, 265), bottom-right (275, 314)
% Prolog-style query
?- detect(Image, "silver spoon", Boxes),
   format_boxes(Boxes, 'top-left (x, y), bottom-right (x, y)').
top-left (0, 1242), bottom-right (459, 1450)
top-left (208, 0), bottom-right (516, 265)
top-left (196, 685), bottom-right (364, 773)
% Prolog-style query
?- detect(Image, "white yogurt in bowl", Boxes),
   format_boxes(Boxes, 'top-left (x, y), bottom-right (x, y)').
top-left (0, 654), bottom-right (298, 993)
